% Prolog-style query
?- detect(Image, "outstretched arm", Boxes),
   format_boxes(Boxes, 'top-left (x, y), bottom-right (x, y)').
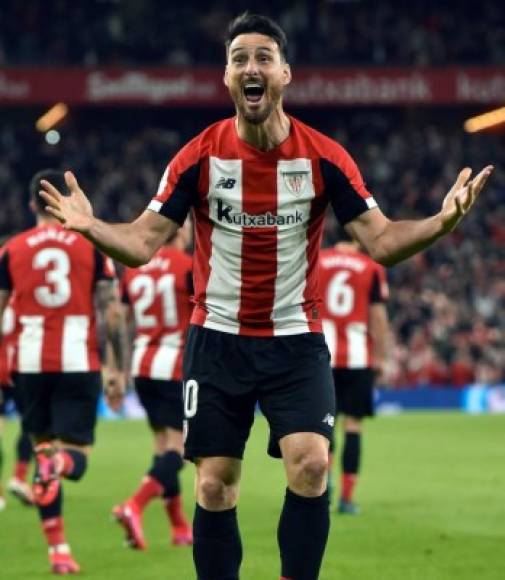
top-left (346, 166), bottom-right (494, 266)
top-left (39, 171), bottom-right (178, 267)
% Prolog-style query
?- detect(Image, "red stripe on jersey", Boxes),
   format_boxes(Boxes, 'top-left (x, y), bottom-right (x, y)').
top-left (237, 159), bottom-right (277, 335)
top-left (138, 347), bottom-right (158, 378)
top-left (191, 157), bottom-right (212, 327)
top-left (303, 198), bottom-right (326, 333)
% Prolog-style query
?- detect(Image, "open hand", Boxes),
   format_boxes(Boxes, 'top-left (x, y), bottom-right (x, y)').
top-left (39, 171), bottom-right (94, 233)
top-left (441, 165), bottom-right (494, 233)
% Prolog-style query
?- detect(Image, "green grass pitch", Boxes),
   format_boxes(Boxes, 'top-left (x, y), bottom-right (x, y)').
top-left (1, 413), bottom-right (504, 579)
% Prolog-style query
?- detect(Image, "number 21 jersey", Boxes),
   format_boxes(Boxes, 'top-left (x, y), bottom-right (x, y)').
top-left (121, 246), bottom-right (193, 381)
top-left (0, 223), bottom-right (115, 373)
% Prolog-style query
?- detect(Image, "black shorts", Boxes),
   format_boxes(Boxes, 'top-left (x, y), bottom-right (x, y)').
top-left (13, 372), bottom-right (102, 445)
top-left (134, 377), bottom-right (183, 431)
top-left (332, 368), bottom-right (376, 419)
top-left (183, 325), bottom-right (335, 460)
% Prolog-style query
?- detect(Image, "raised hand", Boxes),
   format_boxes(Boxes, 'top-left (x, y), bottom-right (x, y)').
top-left (39, 171), bottom-right (94, 233)
top-left (441, 165), bottom-right (494, 233)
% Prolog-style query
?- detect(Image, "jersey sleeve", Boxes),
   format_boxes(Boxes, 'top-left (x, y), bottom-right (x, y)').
top-left (369, 265), bottom-right (389, 304)
top-left (93, 250), bottom-right (116, 283)
top-left (147, 139), bottom-right (201, 226)
top-left (320, 143), bottom-right (377, 226)
top-left (0, 249), bottom-right (12, 291)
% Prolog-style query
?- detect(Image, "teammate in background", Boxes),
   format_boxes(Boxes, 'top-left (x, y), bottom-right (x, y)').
top-left (0, 296), bottom-right (34, 509)
top-left (0, 169), bottom-right (127, 575)
top-left (319, 229), bottom-right (390, 514)
top-left (113, 221), bottom-right (193, 549)
top-left (39, 13), bottom-right (493, 580)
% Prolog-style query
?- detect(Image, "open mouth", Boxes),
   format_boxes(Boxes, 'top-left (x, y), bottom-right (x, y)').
top-left (243, 82), bottom-right (265, 104)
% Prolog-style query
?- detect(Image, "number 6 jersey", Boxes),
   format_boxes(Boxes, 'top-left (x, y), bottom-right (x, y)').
top-left (120, 245), bottom-right (193, 381)
top-left (0, 223), bottom-right (115, 373)
top-left (319, 245), bottom-right (389, 369)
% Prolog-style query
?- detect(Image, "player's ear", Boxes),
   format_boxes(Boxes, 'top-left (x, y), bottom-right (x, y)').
top-left (29, 199), bottom-right (37, 214)
top-left (282, 63), bottom-right (292, 87)
top-left (223, 66), bottom-right (230, 88)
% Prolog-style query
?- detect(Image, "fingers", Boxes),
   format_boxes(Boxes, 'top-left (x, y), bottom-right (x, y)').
top-left (454, 167), bottom-right (472, 190)
top-left (64, 170), bottom-right (81, 193)
top-left (461, 165), bottom-right (494, 212)
top-left (39, 179), bottom-right (63, 201)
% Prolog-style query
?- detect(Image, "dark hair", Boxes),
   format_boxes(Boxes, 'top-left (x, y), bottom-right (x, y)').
top-left (29, 169), bottom-right (69, 215)
top-left (225, 12), bottom-right (288, 61)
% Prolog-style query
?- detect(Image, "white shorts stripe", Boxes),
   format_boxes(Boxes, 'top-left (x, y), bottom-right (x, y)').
top-left (62, 316), bottom-right (90, 371)
top-left (18, 315), bottom-right (44, 373)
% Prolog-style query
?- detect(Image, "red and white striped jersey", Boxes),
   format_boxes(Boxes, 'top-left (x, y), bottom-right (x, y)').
top-left (148, 115), bottom-right (377, 337)
top-left (319, 245), bottom-right (389, 369)
top-left (0, 303), bottom-right (15, 385)
top-left (0, 224), bottom-right (115, 373)
top-left (121, 246), bottom-right (192, 381)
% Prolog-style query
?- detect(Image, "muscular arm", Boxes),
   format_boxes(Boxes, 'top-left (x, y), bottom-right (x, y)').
top-left (39, 171), bottom-right (179, 267)
top-left (345, 165), bottom-right (493, 267)
top-left (85, 211), bottom-right (179, 267)
top-left (346, 208), bottom-right (444, 267)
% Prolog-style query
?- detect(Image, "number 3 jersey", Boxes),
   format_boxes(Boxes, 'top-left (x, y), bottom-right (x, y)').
top-left (319, 245), bottom-right (389, 369)
top-left (121, 246), bottom-right (193, 381)
top-left (0, 223), bottom-right (115, 373)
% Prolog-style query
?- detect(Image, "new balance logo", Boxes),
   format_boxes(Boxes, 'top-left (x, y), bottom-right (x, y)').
top-left (216, 177), bottom-right (236, 189)
top-left (322, 413), bottom-right (335, 427)
top-left (216, 199), bottom-right (303, 228)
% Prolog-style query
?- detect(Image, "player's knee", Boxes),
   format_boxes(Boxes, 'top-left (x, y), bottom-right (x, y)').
top-left (290, 453), bottom-right (329, 495)
top-left (197, 475), bottom-right (237, 510)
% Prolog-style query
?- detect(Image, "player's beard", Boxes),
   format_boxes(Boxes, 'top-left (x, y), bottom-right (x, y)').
top-left (233, 84), bottom-right (283, 125)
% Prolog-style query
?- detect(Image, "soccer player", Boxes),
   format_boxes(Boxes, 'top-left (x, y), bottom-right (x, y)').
top-left (0, 169), bottom-right (127, 574)
top-left (39, 13), bottom-right (493, 580)
top-left (319, 229), bottom-right (390, 514)
top-left (112, 221), bottom-right (193, 548)
top-left (0, 297), bottom-right (34, 508)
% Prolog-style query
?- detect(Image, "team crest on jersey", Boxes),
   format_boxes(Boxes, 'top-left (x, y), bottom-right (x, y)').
top-left (282, 171), bottom-right (309, 197)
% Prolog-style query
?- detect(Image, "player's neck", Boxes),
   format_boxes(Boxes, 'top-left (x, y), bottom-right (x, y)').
top-left (235, 108), bottom-right (290, 151)
top-left (36, 215), bottom-right (61, 227)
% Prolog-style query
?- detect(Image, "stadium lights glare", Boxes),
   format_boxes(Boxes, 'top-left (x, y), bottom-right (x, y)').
top-left (464, 107), bottom-right (505, 133)
top-left (35, 103), bottom-right (68, 132)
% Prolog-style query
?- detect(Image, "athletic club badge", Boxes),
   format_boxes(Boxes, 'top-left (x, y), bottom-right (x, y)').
top-left (282, 171), bottom-right (309, 197)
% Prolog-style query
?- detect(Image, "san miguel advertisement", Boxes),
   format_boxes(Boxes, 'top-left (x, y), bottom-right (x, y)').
top-left (1, 67), bottom-right (504, 106)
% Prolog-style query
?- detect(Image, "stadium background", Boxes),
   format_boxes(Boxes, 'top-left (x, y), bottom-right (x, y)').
top-left (0, 2), bottom-right (504, 578)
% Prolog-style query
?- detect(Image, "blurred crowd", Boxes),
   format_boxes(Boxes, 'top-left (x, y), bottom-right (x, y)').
top-left (0, 107), bottom-right (503, 388)
top-left (1, 0), bottom-right (504, 67)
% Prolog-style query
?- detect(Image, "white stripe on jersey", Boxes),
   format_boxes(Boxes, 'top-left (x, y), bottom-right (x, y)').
top-left (62, 315), bottom-right (90, 371)
top-left (347, 322), bottom-right (367, 368)
top-left (204, 157), bottom-right (243, 334)
top-left (18, 315), bottom-right (44, 372)
top-left (149, 332), bottom-right (182, 380)
top-left (131, 334), bottom-right (150, 377)
top-left (272, 159), bottom-right (314, 335)
top-left (148, 200), bottom-right (163, 212)
top-left (366, 197), bottom-right (377, 209)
